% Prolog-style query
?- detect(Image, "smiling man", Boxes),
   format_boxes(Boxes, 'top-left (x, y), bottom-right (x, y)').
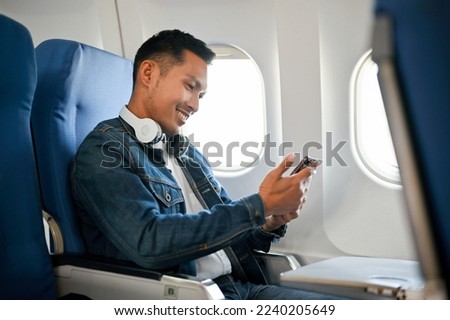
top-left (127, 34), bottom-right (208, 135)
top-left (71, 30), bottom-right (333, 299)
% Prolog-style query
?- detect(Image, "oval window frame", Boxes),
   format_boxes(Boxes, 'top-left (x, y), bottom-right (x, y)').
top-left (182, 44), bottom-right (266, 176)
top-left (351, 50), bottom-right (401, 187)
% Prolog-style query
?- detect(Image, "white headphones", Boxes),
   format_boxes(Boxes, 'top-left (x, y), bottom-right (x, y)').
top-left (119, 105), bottom-right (163, 144)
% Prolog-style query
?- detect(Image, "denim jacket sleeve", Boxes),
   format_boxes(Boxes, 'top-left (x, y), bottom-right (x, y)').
top-left (184, 149), bottom-right (287, 252)
top-left (190, 149), bottom-right (285, 253)
top-left (71, 120), bottom-right (267, 270)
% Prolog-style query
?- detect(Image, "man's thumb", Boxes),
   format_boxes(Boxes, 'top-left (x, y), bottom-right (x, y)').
top-left (272, 153), bottom-right (296, 177)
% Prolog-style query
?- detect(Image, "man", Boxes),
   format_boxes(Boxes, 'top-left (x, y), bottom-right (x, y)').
top-left (71, 30), bottom-right (331, 299)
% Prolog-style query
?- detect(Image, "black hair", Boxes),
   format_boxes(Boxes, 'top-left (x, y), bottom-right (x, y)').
top-left (133, 29), bottom-right (215, 86)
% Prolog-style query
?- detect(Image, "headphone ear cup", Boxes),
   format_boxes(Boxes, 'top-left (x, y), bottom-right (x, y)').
top-left (134, 119), bottom-right (162, 143)
top-left (119, 106), bottom-right (163, 144)
top-left (166, 134), bottom-right (189, 158)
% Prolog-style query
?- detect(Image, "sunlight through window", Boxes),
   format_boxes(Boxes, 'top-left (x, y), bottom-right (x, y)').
top-left (352, 50), bottom-right (400, 186)
top-left (182, 45), bottom-right (265, 175)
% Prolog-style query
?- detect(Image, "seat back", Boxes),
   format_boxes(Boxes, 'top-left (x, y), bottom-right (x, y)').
top-left (373, 0), bottom-right (450, 297)
top-left (0, 14), bottom-right (57, 299)
top-left (32, 39), bottom-right (133, 254)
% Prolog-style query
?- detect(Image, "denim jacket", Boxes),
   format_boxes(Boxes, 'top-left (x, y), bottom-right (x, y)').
top-left (71, 117), bottom-right (284, 282)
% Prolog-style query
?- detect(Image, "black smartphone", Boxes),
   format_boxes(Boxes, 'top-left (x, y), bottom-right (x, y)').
top-left (290, 155), bottom-right (322, 175)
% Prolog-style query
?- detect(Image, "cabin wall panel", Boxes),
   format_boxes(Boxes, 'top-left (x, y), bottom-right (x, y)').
top-left (0, 0), bottom-right (123, 56)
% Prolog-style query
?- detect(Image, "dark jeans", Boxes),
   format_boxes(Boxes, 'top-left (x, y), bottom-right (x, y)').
top-left (214, 275), bottom-right (343, 300)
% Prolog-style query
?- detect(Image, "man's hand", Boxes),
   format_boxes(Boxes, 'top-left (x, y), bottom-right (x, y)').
top-left (258, 153), bottom-right (315, 218)
top-left (262, 211), bottom-right (298, 232)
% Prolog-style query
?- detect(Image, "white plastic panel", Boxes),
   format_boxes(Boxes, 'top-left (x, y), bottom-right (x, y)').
top-left (318, 0), bottom-right (415, 259)
top-left (54, 265), bottom-right (224, 300)
top-left (0, 0), bottom-right (123, 56)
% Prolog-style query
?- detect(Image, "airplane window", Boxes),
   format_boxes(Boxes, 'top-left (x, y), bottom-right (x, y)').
top-left (182, 44), bottom-right (265, 175)
top-left (351, 50), bottom-right (401, 186)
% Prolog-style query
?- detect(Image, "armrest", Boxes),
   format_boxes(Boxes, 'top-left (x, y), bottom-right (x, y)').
top-left (254, 251), bottom-right (301, 285)
top-left (51, 254), bottom-right (224, 300)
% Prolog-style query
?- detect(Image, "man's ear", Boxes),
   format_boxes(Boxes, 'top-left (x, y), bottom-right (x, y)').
top-left (139, 60), bottom-right (158, 87)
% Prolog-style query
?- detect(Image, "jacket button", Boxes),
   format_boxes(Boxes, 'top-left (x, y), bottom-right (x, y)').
top-left (165, 192), bottom-right (172, 202)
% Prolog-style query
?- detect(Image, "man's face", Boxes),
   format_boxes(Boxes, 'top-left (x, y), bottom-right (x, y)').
top-left (144, 50), bottom-right (208, 135)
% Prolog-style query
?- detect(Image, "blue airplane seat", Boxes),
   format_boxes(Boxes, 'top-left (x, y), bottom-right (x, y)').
top-left (0, 14), bottom-right (57, 299)
top-left (373, 0), bottom-right (450, 297)
top-left (31, 39), bottom-right (133, 254)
